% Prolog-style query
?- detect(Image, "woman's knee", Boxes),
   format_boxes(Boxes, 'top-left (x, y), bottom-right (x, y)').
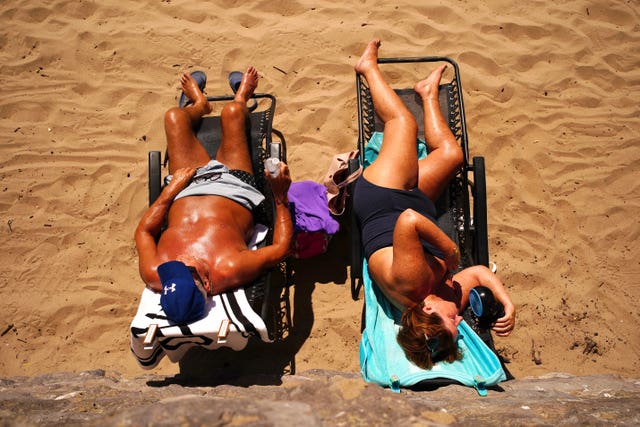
top-left (384, 113), bottom-right (418, 145)
top-left (441, 142), bottom-right (464, 170)
top-left (396, 112), bottom-right (418, 135)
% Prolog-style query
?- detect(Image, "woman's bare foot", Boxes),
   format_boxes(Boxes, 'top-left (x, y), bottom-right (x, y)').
top-left (414, 64), bottom-right (447, 100)
top-left (354, 39), bottom-right (381, 75)
top-left (234, 66), bottom-right (259, 104)
top-left (180, 73), bottom-right (212, 115)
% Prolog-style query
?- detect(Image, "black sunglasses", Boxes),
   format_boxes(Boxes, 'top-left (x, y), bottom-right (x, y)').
top-left (192, 171), bottom-right (222, 185)
top-left (424, 334), bottom-right (441, 359)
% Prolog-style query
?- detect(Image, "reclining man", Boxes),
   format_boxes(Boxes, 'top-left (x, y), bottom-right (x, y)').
top-left (135, 67), bottom-right (293, 323)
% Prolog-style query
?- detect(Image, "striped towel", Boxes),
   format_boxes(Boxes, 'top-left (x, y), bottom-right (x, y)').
top-left (130, 224), bottom-right (272, 369)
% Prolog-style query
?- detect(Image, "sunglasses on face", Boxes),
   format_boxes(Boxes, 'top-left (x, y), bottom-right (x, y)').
top-left (186, 266), bottom-right (204, 287)
top-left (424, 334), bottom-right (441, 359)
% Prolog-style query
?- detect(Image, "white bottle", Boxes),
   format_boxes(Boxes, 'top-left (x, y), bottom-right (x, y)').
top-left (265, 157), bottom-right (280, 177)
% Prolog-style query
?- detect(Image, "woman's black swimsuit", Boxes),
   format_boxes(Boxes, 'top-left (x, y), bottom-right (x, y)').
top-left (353, 175), bottom-right (445, 260)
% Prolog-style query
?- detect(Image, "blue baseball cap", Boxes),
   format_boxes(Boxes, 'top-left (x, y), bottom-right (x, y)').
top-left (158, 260), bottom-right (206, 324)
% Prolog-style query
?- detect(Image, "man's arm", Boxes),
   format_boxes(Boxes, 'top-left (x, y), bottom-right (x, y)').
top-left (134, 167), bottom-right (196, 289)
top-left (454, 265), bottom-right (516, 336)
top-left (207, 162), bottom-right (293, 294)
top-left (267, 162), bottom-right (294, 261)
top-left (212, 204), bottom-right (292, 294)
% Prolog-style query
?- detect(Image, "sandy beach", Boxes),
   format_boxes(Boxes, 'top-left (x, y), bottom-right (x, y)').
top-left (1, 0), bottom-right (638, 381)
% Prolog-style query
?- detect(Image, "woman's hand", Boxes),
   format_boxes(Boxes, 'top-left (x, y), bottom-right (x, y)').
top-left (492, 301), bottom-right (516, 337)
top-left (445, 245), bottom-right (460, 273)
top-left (451, 265), bottom-right (516, 337)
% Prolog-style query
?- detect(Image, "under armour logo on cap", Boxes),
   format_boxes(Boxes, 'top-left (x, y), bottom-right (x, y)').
top-left (164, 283), bottom-right (176, 295)
top-left (157, 261), bottom-right (205, 324)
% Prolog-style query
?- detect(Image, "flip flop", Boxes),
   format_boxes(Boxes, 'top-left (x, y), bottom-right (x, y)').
top-left (178, 70), bottom-right (207, 108)
top-left (228, 71), bottom-right (243, 92)
top-left (228, 70), bottom-right (258, 112)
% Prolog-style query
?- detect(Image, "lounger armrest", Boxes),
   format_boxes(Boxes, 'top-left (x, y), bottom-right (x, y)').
top-left (472, 156), bottom-right (488, 267)
top-left (348, 157), bottom-right (363, 300)
top-left (148, 151), bottom-right (162, 206)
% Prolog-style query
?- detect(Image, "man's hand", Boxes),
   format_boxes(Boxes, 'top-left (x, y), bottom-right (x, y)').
top-left (168, 167), bottom-right (196, 191)
top-left (265, 162), bottom-right (291, 204)
top-left (156, 167), bottom-right (196, 202)
top-left (264, 161), bottom-right (293, 261)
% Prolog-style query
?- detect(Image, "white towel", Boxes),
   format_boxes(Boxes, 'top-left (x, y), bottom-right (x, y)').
top-left (130, 224), bottom-right (272, 369)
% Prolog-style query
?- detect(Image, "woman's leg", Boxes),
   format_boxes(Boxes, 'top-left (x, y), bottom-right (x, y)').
top-left (414, 66), bottom-right (463, 201)
top-left (164, 73), bottom-right (212, 174)
top-left (355, 39), bottom-right (419, 190)
top-left (214, 66), bottom-right (259, 175)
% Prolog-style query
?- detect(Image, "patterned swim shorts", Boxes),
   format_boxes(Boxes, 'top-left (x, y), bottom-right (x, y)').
top-left (229, 169), bottom-right (258, 190)
top-left (171, 160), bottom-right (265, 211)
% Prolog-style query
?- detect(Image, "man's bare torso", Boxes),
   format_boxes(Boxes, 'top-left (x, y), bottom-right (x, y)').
top-left (156, 195), bottom-right (254, 275)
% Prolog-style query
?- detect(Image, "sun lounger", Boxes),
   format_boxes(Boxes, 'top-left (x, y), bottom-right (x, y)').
top-left (351, 56), bottom-right (510, 393)
top-left (131, 92), bottom-right (293, 371)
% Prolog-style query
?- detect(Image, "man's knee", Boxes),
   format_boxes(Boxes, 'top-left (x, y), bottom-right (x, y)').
top-left (221, 101), bottom-right (246, 121)
top-left (164, 107), bottom-right (189, 129)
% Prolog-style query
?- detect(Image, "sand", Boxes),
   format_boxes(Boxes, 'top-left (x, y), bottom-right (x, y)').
top-left (1, 0), bottom-right (638, 380)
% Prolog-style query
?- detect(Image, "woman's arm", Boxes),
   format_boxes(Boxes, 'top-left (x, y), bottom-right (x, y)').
top-left (394, 208), bottom-right (460, 271)
top-left (454, 265), bottom-right (516, 336)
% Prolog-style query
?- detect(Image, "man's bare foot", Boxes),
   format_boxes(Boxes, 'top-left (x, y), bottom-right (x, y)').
top-left (354, 39), bottom-right (381, 75)
top-left (234, 66), bottom-right (259, 104)
top-left (180, 73), bottom-right (212, 114)
top-left (414, 64), bottom-right (447, 100)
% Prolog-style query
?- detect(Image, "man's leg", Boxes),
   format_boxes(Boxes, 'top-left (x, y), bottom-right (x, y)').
top-left (355, 39), bottom-right (419, 191)
top-left (414, 66), bottom-right (464, 201)
top-left (164, 73), bottom-right (212, 174)
top-left (215, 66), bottom-right (259, 174)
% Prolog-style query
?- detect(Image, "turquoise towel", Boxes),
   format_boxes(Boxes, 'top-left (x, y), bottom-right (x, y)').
top-left (360, 131), bottom-right (506, 394)
top-left (359, 260), bottom-right (506, 395)
top-left (363, 131), bottom-right (429, 167)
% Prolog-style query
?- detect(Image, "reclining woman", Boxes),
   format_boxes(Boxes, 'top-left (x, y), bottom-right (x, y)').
top-left (135, 67), bottom-right (292, 323)
top-left (353, 39), bottom-right (516, 369)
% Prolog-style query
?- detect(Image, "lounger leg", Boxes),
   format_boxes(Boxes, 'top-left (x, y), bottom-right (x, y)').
top-left (217, 319), bottom-right (230, 343)
top-left (143, 323), bottom-right (158, 349)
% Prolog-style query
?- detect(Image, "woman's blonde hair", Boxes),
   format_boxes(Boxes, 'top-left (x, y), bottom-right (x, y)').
top-left (397, 302), bottom-right (462, 369)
